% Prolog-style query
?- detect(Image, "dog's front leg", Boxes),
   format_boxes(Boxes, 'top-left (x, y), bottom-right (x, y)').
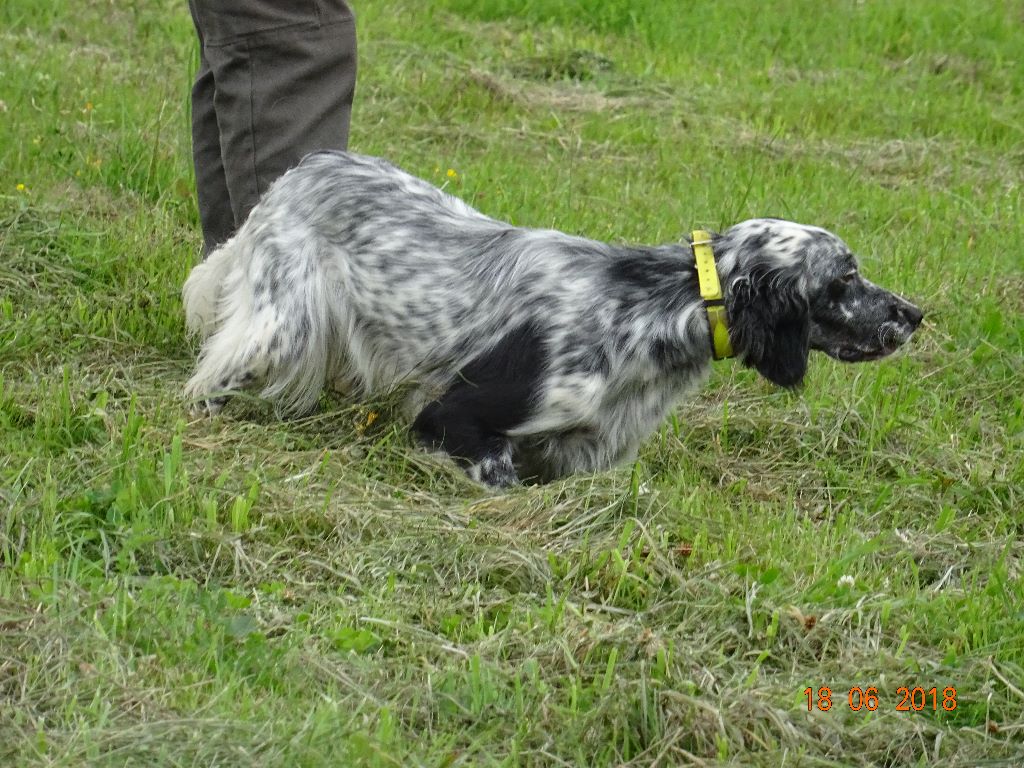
top-left (411, 323), bottom-right (546, 487)
top-left (412, 396), bottom-right (519, 488)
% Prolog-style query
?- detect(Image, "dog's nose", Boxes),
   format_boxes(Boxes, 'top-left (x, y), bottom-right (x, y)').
top-left (890, 300), bottom-right (923, 329)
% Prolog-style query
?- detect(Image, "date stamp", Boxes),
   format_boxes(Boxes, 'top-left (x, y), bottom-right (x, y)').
top-left (805, 686), bottom-right (957, 712)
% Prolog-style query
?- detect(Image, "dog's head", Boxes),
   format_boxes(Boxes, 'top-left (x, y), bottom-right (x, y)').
top-left (718, 218), bottom-right (923, 387)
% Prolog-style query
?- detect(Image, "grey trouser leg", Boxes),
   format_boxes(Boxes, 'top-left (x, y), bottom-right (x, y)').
top-left (188, 0), bottom-right (357, 255)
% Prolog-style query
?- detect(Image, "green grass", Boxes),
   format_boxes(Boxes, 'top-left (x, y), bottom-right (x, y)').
top-left (1, 0), bottom-right (1022, 764)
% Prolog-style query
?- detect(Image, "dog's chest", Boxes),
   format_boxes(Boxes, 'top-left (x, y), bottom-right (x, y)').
top-left (597, 362), bottom-right (709, 451)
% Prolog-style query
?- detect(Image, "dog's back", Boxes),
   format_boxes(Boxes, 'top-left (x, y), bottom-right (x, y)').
top-left (183, 152), bottom-right (617, 417)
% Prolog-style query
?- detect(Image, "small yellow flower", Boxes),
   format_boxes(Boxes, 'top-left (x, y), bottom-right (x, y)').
top-left (354, 409), bottom-right (379, 435)
top-left (15, 183), bottom-right (25, 192)
top-left (83, 101), bottom-right (94, 113)
top-left (446, 168), bottom-right (458, 179)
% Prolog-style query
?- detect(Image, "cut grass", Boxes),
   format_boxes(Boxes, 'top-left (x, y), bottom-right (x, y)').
top-left (1, 0), bottom-right (1023, 765)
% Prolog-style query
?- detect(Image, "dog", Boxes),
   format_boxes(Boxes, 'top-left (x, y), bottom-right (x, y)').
top-left (183, 151), bottom-right (923, 486)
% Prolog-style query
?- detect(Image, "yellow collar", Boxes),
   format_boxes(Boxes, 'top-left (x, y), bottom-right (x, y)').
top-left (691, 230), bottom-right (735, 360)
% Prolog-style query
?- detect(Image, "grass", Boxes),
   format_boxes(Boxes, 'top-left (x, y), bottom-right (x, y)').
top-left (1, 0), bottom-right (1022, 764)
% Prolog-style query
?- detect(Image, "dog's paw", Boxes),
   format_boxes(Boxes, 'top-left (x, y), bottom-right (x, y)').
top-left (188, 395), bottom-right (227, 418)
top-left (467, 452), bottom-right (520, 488)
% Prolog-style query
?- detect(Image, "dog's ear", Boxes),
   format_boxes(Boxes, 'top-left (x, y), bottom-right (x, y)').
top-left (727, 271), bottom-right (810, 388)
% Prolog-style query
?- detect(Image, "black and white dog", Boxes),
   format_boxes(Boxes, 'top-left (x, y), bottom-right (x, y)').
top-left (183, 152), bottom-right (923, 486)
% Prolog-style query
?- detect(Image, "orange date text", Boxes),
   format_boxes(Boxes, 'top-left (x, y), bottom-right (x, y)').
top-left (804, 686), bottom-right (957, 712)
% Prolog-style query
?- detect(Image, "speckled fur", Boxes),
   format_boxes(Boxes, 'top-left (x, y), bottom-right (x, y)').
top-left (183, 151), bottom-right (922, 486)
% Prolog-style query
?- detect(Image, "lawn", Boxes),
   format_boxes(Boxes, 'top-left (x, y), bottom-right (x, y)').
top-left (1, 0), bottom-right (1022, 765)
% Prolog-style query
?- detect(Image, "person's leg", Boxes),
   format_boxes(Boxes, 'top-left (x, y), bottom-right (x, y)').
top-left (188, 0), bottom-right (237, 255)
top-left (194, 0), bottom-right (357, 237)
top-left (246, 14), bottom-right (357, 213)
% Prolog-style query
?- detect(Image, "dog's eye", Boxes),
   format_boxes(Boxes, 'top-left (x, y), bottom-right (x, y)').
top-left (828, 274), bottom-right (855, 298)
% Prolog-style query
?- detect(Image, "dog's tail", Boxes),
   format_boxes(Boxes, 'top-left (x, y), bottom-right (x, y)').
top-left (182, 238), bottom-right (240, 340)
top-left (183, 235), bottom-right (339, 417)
